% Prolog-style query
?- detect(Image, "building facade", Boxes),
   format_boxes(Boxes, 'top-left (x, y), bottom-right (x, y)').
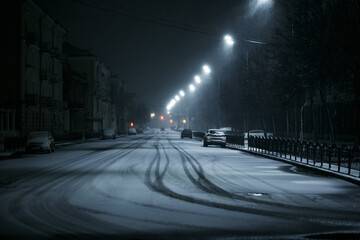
top-left (63, 43), bottom-right (119, 135)
top-left (1, 0), bottom-right (67, 150)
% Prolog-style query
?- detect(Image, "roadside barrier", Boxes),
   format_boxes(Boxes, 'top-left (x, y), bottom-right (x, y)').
top-left (248, 136), bottom-right (360, 178)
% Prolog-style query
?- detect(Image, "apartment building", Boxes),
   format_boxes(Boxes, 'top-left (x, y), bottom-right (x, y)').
top-left (63, 43), bottom-right (117, 134)
top-left (0, 0), bottom-right (66, 145)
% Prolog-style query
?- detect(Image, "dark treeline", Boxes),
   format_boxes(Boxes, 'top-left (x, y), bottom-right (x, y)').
top-left (193, 0), bottom-right (360, 144)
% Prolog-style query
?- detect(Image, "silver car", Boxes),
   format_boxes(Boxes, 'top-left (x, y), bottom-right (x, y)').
top-left (203, 129), bottom-right (226, 148)
top-left (26, 131), bottom-right (55, 153)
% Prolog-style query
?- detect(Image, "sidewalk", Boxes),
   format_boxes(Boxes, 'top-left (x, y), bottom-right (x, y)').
top-left (226, 143), bottom-right (360, 186)
top-left (0, 137), bottom-right (110, 159)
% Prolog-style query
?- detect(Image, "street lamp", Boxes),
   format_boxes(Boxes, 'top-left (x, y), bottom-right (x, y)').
top-left (189, 84), bottom-right (195, 92)
top-left (175, 95), bottom-right (180, 101)
top-left (224, 35), bottom-right (234, 46)
top-left (203, 65), bottom-right (211, 75)
top-left (179, 90), bottom-right (185, 97)
top-left (194, 75), bottom-right (201, 84)
top-left (150, 112), bottom-right (155, 118)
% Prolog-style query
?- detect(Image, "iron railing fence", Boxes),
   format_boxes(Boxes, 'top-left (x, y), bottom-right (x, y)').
top-left (248, 136), bottom-right (360, 177)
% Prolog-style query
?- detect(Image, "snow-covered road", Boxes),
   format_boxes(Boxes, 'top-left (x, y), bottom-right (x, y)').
top-left (0, 130), bottom-right (359, 239)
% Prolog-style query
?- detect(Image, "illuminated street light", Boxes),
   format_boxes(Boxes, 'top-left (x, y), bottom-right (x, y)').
top-left (179, 90), bottom-right (185, 97)
top-left (182, 119), bottom-right (187, 124)
top-left (150, 112), bottom-right (155, 118)
top-left (175, 95), bottom-right (180, 101)
top-left (257, 0), bottom-right (272, 6)
top-left (189, 84), bottom-right (196, 92)
top-left (194, 75), bottom-right (201, 84)
top-left (224, 35), bottom-right (234, 46)
top-left (203, 65), bottom-right (211, 75)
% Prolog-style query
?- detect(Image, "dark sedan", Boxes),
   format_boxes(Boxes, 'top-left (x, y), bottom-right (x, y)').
top-left (181, 129), bottom-right (192, 139)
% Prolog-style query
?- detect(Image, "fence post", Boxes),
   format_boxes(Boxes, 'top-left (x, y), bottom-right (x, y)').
top-left (275, 137), bottom-right (279, 157)
top-left (294, 140), bottom-right (298, 161)
top-left (348, 145), bottom-right (352, 175)
top-left (306, 142), bottom-right (310, 164)
top-left (337, 144), bottom-right (341, 172)
top-left (313, 142), bottom-right (317, 166)
top-left (320, 143), bottom-right (324, 168)
top-left (300, 141), bottom-right (304, 163)
top-left (288, 139), bottom-right (292, 160)
top-left (329, 144), bottom-right (335, 170)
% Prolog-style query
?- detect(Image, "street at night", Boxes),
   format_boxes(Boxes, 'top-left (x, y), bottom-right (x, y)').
top-left (1, 0), bottom-right (360, 239)
top-left (0, 130), bottom-right (359, 239)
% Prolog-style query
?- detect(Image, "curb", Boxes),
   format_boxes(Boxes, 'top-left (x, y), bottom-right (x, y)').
top-left (226, 145), bottom-right (360, 186)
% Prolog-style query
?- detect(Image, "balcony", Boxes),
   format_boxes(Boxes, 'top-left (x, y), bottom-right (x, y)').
top-left (40, 42), bottom-right (50, 53)
top-left (49, 73), bottom-right (58, 83)
top-left (41, 72), bottom-right (50, 81)
top-left (49, 99), bottom-right (58, 108)
top-left (25, 32), bottom-right (39, 45)
top-left (50, 47), bottom-right (59, 57)
top-left (25, 94), bottom-right (39, 106)
top-left (69, 102), bottom-right (85, 110)
top-left (40, 97), bottom-right (50, 107)
top-left (58, 53), bottom-right (67, 63)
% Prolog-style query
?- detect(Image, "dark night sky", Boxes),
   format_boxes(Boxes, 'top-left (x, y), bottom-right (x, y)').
top-left (33, 0), bottom-right (274, 115)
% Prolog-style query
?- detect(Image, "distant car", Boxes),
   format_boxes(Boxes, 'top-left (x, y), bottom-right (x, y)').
top-left (26, 131), bottom-right (55, 153)
top-left (243, 130), bottom-right (265, 139)
top-left (102, 128), bottom-right (116, 139)
top-left (160, 127), bottom-right (166, 131)
top-left (181, 129), bottom-right (192, 139)
top-left (136, 127), bottom-right (144, 134)
top-left (128, 127), bottom-right (137, 135)
top-left (203, 129), bottom-right (226, 148)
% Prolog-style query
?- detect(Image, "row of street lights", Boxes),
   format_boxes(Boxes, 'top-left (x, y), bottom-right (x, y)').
top-left (158, 0), bottom-right (272, 128)
top-left (164, 33), bottom-right (237, 109)
top-left (159, 34), bottom-right (238, 128)
top-left (161, 27), bottom-right (267, 125)
top-left (165, 64), bottom-right (212, 113)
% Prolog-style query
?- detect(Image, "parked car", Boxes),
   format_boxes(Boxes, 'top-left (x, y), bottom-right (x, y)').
top-left (26, 131), bottom-right (55, 153)
top-left (243, 130), bottom-right (265, 139)
top-left (128, 127), bottom-right (137, 135)
top-left (203, 129), bottom-right (226, 148)
top-left (102, 128), bottom-right (116, 139)
top-left (160, 127), bottom-right (166, 131)
top-left (181, 129), bottom-right (192, 139)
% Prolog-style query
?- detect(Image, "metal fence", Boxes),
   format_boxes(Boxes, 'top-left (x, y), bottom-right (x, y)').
top-left (248, 136), bottom-right (360, 178)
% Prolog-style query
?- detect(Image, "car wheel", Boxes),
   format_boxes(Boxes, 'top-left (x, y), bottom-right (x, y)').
top-left (203, 140), bottom-right (208, 147)
top-left (221, 143), bottom-right (226, 148)
top-left (181, 137), bottom-right (183, 139)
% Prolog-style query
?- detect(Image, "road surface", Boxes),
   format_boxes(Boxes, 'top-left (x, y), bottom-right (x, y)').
top-left (0, 130), bottom-right (359, 239)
